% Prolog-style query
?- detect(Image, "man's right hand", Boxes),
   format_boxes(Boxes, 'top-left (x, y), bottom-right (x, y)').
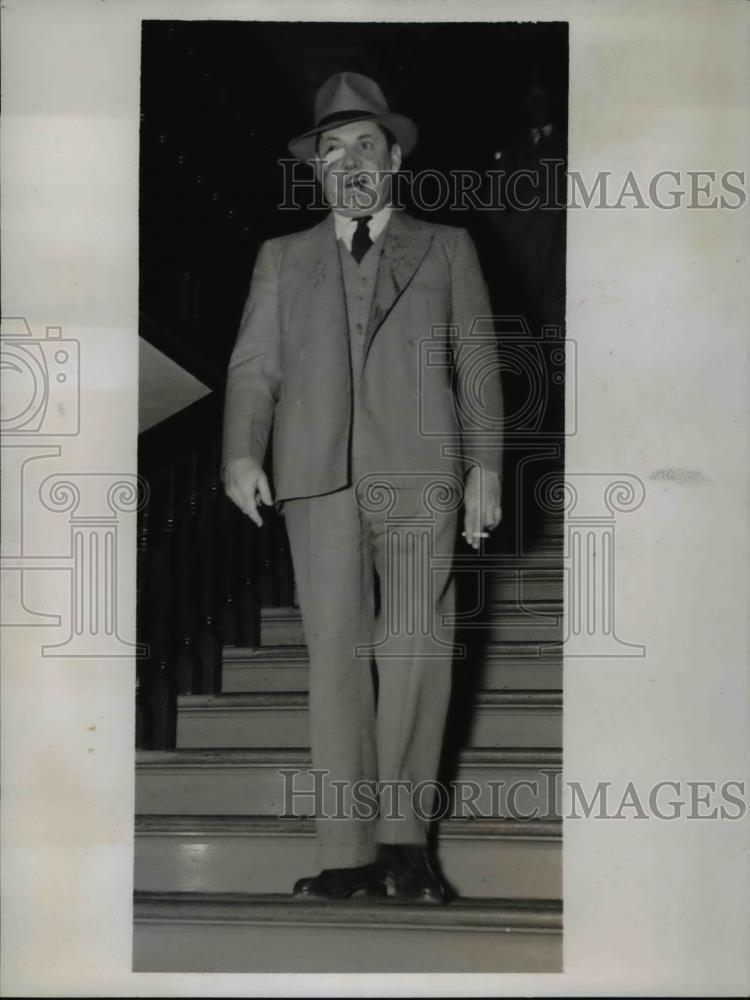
top-left (224, 457), bottom-right (273, 527)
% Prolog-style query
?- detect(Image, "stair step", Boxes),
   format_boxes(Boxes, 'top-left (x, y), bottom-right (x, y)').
top-left (259, 606), bottom-right (306, 646)
top-left (135, 815), bottom-right (561, 900)
top-left (133, 891), bottom-right (562, 972)
top-left (460, 601), bottom-right (564, 642)
top-left (477, 642), bottom-right (563, 687)
top-left (260, 603), bottom-right (563, 647)
top-left (495, 517), bottom-right (563, 541)
top-left (527, 516), bottom-right (563, 535)
top-left (136, 747), bottom-right (561, 819)
top-left (496, 538), bottom-right (564, 558)
top-left (222, 642), bottom-right (562, 692)
top-left (493, 549), bottom-right (565, 567)
top-left (485, 567), bottom-right (563, 603)
top-left (176, 690), bottom-right (562, 750)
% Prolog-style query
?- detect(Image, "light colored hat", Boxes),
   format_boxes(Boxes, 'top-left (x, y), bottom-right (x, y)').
top-left (288, 71), bottom-right (418, 164)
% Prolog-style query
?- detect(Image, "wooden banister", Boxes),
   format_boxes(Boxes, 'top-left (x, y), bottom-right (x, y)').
top-left (136, 390), bottom-right (290, 749)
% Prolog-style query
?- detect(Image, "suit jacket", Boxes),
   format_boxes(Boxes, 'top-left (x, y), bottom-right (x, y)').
top-left (222, 208), bottom-right (504, 503)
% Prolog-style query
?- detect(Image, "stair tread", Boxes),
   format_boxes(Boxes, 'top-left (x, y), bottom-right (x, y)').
top-left (480, 642), bottom-right (564, 656)
top-left (224, 640), bottom-right (564, 660)
top-left (179, 690), bottom-right (562, 709)
top-left (134, 890), bottom-right (562, 930)
top-left (223, 645), bottom-right (310, 662)
top-left (260, 602), bottom-right (563, 619)
top-left (135, 814), bottom-right (561, 840)
top-left (486, 567), bottom-right (564, 574)
top-left (137, 746), bottom-right (562, 766)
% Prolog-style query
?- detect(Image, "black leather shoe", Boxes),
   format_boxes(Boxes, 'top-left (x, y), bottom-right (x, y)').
top-left (377, 844), bottom-right (448, 904)
top-left (292, 863), bottom-right (387, 900)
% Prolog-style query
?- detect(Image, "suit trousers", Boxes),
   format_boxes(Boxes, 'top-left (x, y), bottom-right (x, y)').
top-left (282, 477), bottom-right (461, 869)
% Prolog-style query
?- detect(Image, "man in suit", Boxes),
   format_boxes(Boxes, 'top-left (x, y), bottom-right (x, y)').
top-left (222, 72), bottom-right (503, 903)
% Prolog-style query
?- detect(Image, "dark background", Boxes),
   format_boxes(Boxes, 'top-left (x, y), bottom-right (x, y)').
top-left (139, 20), bottom-right (568, 389)
top-left (136, 20), bottom-right (569, 769)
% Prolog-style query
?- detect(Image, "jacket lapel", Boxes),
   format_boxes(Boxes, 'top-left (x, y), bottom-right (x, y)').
top-left (288, 212), bottom-right (348, 350)
top-left (364, 210), bottom-right (436, 363)
top-left (286, 210), bottom-right (435, 367)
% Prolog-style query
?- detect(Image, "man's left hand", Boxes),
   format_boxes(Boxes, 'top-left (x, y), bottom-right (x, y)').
top-left (462, 466), bottom-right (502, 550)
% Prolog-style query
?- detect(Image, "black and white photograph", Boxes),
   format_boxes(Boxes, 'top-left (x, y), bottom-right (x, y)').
top-left (133, 19), bottom-right (567, 974)
top-left (1, 1), bottom-right (749, 996)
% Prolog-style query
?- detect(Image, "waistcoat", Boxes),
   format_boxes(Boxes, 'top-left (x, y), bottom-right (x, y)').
top-left (337, 224), bottom-right (389, 483)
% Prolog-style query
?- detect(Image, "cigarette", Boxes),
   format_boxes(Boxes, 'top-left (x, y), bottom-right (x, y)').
top-left (462, 531), bottom-right (490, 538)
top-left (315, 148), bottom-right (346, 168)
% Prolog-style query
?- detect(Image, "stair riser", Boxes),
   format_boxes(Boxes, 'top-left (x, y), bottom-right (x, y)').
top-left (261, 618), bottom-right (564, 647)
top-left (176, 705), bottom-right (562, 750)
top-left (478, 656), bottom-right (562, 690)
top-left (222, 655), bottom-right (562, 693)
top-left (474, 537), bottom-right (564, 554)
top-left (260, 620), bottom-right (305, 646)
top-left (457, 616), bottom-right (564, 643)
top-left (134, 831), bottom-right (561, 900)
top-left (537, 526), bottom-right (563, 539)
top-left (486, 576), bottom-right (563, 603)
top-left (223, 661), bottom-right (308, 693)
top-left (133, 919), bottom-right (561, 973)
top-left (136, 763), bottom-right (561, 819)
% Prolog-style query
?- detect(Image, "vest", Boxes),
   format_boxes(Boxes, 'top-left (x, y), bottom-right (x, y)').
top-left (337, 224), bottom-right (389, 483)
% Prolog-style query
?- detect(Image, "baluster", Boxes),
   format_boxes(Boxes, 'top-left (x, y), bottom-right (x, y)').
top-left (148, 471), bottom-right (178, 749)
top-left (135, 673), bottom-right (152, 750)
top-left (220, 489), bottom-right (241, 645)
top-left (275, 512), bottom-right (295, 607)
top-left (237, 509), bottom-right (260, 646)
top-left (135, 503), bottom-right (153, 748)
top-left (196, 442), bottom-right (222, 692)
top-left (173, 453), bottom-right (201, 693)
top-left (256, 505), bottom-right (276, 607)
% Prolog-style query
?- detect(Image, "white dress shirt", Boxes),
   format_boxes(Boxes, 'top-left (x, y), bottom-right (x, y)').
top-left (530, 123), bottom-right (554, 145)
top-left (333, 205), bottom-right (392, 251)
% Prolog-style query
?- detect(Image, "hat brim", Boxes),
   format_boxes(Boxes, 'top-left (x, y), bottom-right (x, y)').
top-left (288, 112), bottom-right (418, 164)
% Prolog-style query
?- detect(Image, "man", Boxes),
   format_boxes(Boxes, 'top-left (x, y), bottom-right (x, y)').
top-left (222, 72), bottom-right (503, 903)
top-left (488, 82), bottom-right (566, 332)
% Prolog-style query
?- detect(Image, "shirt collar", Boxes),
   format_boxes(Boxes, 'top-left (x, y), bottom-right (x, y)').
top-left (531, 123), bottom-right (554, 143)
top-left (333, 205), bottom-right (392, 251)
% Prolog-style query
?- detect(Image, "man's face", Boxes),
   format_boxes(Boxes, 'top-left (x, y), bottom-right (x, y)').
top-left (315, 120), bottom-right (402, 216)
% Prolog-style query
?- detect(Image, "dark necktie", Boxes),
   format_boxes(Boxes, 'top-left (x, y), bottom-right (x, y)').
top-left (351, 215), bottom-right (373, 264)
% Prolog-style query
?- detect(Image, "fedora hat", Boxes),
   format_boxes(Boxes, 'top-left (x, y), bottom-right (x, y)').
top-left (288, 71), bottom-right (418, 164)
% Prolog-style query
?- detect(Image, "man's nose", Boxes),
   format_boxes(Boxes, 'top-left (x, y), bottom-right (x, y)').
top-left (342, 147), bottom-right (360, 170)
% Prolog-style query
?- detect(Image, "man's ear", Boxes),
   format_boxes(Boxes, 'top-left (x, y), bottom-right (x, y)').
top-left (389, 142), bottom-right (402, 173)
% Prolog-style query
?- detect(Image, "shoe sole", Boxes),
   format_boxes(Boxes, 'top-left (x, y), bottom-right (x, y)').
top-left (292, 886), bottom-right (387, 901)
top-left (382, 873), bottom-right (447, 904)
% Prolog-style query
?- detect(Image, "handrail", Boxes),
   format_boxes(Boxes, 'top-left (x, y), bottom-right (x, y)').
top-left (138, 390), bottom-right (222, 476)
top-left (139, 309), bottom-right (224, 391)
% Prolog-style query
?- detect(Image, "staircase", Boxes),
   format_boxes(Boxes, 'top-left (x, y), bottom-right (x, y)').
top-left (133, 514), bottom-right (564, 972)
